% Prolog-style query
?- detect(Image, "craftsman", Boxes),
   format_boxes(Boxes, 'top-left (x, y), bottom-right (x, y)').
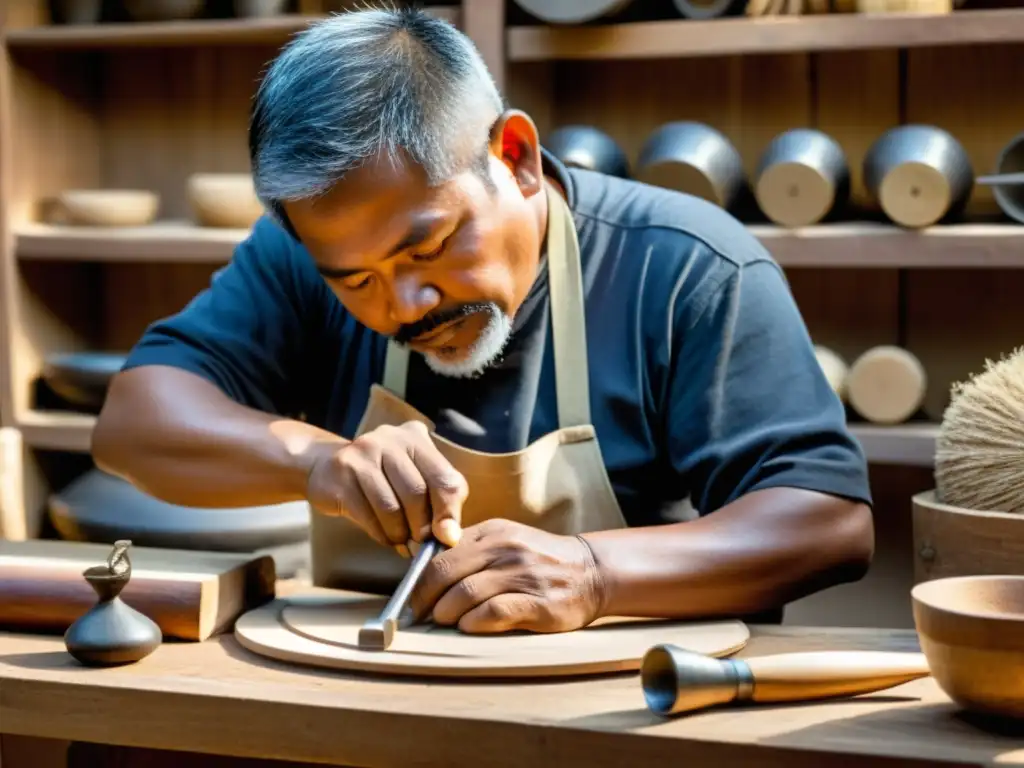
top-left (92, 6), bottom-right (874, 634)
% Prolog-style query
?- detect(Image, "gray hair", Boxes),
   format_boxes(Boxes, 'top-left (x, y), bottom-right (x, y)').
top-left (249, 5), bottom-right (505, 229)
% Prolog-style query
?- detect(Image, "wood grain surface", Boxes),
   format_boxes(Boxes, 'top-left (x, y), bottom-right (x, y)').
top-left (1, 625), bottom-right (1021, 767)
top-left (234, 590), bottom-right (749, 678)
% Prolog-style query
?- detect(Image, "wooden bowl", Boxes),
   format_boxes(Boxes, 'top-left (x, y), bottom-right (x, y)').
top-left (912, 575), bottom-right (1024, 720)
top-left (186, 173), bottom-right (265, 229)
top-left (56, 190), bottom-right (159, 227)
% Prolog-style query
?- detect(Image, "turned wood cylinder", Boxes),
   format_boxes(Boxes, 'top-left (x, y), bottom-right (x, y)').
top-left (863, 125), bottom-right (973, 229)
top-left (846, 345), bottom-right (927, 425)
top-left (512, 0), bottom-right (634, 23)
top-left (545, 125), bottom-right (630, 178)
top-left (814, 345), bottom-right (848, 402)
top-left (755, 129), bottom-right (850, 228)
top-left (636, 122), bottom-right (745, 210)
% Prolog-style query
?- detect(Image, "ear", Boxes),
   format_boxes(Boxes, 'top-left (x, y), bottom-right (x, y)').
top-left (489, 109), bottom-right (543, 197)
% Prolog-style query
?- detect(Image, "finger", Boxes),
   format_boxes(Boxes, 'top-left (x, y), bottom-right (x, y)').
top-left (406, 435), bottom-right (467, 547)
top-left (382, 451), bottom-right (430, 544)
top-left (408, 540), bottom-right (492, 621)
top-left (430, 569), bottom-right (511, 627)
top-left (458, 593), bottom-right (542, 635)
top-left (336, 466), bottom-right (390, 548)
top-left (352, 459), bottom-right (410, 547)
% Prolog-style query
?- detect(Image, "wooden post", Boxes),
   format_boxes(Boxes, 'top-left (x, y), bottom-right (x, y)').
top-left (461, 0), bottom-right (506, 93)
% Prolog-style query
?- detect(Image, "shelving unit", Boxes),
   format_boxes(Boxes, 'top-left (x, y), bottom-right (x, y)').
top-left (1, 1), bottom-right (1020, 628)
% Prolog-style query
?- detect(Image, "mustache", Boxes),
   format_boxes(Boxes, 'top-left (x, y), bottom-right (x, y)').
top-left (392, 302), bottom-right (496, 345)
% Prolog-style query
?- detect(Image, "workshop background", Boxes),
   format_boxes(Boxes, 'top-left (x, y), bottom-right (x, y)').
top-left (1, 0), bottom-right (1022, 631)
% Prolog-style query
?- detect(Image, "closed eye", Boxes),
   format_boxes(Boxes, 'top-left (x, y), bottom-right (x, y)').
top-left (412, 238), bottom-right (447, 262)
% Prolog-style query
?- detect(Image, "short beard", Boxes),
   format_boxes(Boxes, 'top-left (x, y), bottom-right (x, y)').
top-left (404, 302), bottom-right (512, 379)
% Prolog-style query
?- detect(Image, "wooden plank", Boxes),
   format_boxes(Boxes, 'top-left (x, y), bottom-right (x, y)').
top-left (0, 626), bottom-right (1015, 767)
top-left (461, 0), bottom-right (505, 90)
top-left (16, 222), bottom-right (241, 263)
top-left (508, 10), bottom-right (1024, 62)
top-left (3, 8), bottom-right (462, 48)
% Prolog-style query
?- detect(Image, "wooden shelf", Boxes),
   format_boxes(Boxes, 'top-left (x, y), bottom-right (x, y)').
top-left (3, 7), bottom-right (460, 49)
top-left (17, 221), bottom-right (1024, 269)
top-left (17, 411), bottom-right (96, 453)
top-left (16, 222), bottom-right (243, 263)
top-left (508, 9), bottom-right (1024, 62)
top-left (18, 408), bottom-right (937, 466)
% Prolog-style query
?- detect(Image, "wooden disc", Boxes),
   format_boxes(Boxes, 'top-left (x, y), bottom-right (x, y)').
top-left (878, 162), bottom-right (951, 228)
top-left (757, 162), bottom-right (836, 228)
top-left (234, 591), bottom-right (750, 679)
top-left (847, 345), bottom-right (927, 425)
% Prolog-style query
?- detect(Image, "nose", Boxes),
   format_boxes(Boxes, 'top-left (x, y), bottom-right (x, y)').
top-left (388, 273), bottom-right (441, 326)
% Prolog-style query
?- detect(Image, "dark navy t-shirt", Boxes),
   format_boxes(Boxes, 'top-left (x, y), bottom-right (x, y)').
top-left (122, 152), bottom-right (873, 530)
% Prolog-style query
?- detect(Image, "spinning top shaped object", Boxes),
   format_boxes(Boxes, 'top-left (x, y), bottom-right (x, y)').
top-left (64, 539), bottom-right (162, 667)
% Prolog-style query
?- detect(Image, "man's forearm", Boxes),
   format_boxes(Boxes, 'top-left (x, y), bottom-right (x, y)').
top-left (92, 365), bottom-right (346, 509)
top-left (580, 487), bottom-right (874, 620)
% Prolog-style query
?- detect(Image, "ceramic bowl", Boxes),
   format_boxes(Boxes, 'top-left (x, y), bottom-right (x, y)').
top-left (186, 173), bottom-right (265, 229)
top-left (41, 351), bottom-right (128, 411)
top-left (912, 575), bottom-right (1024, 720)
top-left (56, 190), bottom-right (159, 227)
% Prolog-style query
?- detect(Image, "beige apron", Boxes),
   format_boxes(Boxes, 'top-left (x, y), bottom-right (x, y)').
top-left (310, 184), bottom-right (628, 593)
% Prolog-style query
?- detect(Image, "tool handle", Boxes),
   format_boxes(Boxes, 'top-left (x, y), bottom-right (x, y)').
top-left (744, 651), bottom-right (931, 703)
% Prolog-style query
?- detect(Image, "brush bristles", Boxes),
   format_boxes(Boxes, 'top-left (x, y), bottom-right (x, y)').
top-left (935, 346), bottom-right (1024, 514)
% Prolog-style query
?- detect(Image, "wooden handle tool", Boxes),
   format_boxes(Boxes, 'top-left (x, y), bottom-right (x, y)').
top-left (641, 645), bottom-right (931, 716)
top-left (357, 537), bottom-right (444, 651)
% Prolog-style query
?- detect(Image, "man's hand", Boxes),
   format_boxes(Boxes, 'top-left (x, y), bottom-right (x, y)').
top-left (408, 519), bottom-right (606, 634)
top-left (306, 421), bottom-right (467, 551)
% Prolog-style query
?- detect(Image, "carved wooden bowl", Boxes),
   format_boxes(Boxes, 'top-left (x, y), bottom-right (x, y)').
top-left (187, 173), bottom-right (265, 229)
top-left (912, 575), bottom-right (1024, 721)
top-left (56, 190), bottom-right (159, 227)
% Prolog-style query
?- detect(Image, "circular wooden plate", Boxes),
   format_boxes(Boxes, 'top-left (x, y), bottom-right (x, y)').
top-left (847, 346), bottom-right (927, 425)
top-left (756, 161), bottom-right (836, 228)
top-left (878, 162), bottom-right (951, 228)
top-left (235, 591), bottom-right (750, 679)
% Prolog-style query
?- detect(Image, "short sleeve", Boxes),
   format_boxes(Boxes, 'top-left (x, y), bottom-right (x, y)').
top-left (121, 216), bottom-right (326, 416)
top-left (665, 259), bottom-right (872, 515)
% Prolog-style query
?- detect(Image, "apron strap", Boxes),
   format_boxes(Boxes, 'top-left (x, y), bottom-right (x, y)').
top-left (381, 182), bottom-right (590, 427)
top-left (544, 182), bottom-right (591, 428)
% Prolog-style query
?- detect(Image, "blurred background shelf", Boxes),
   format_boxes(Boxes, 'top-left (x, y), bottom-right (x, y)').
top-left (15, 407), bottom-right (938, 467)
top-left (4, 7), bottom-right (461, 48)
top-left (19, 221), bottom-right (1024, 269)
top-left (508, 9), bottom-right (1024, 61)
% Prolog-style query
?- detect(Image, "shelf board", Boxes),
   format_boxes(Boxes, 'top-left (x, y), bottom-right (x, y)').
top-left (18, 411), bottom-right (97, 453)
top-left (19, 409), bottom-right (937, 466)
top-left (16, 222), bottom-right (242, 263)
top-left (508, 9), bottom-right (1024, 62)
top-left (17, 221), bottom-right (1024, 268)
top-left (752, 223), bottom-right (1024, 268)
top-left (3, 7), bottom-right (460, 49)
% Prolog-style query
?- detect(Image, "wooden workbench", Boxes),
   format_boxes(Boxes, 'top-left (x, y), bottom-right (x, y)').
top-left (0, 624), bottom-right (1020, 767)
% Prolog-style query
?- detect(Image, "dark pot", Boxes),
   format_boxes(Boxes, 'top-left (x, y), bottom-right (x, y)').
top-left (546, 125), bottom-right (630, 178)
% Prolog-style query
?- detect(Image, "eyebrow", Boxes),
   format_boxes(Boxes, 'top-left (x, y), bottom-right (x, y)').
top-left (316, 215), bottom-right (445, 279)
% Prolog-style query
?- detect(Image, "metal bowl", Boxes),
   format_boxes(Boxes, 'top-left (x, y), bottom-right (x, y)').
top-left (513, 0), bottom-right (635, 23)
top-left (863, 125), bottom-right (973, 229)
top-left (41, 352), bottom-right (128, 411)
top-left (636, 121), bottom-right (745, 209)
top-left (754, 128), bottom-right (850, 228)
top-left (546, 125), bottom-right (630, 178)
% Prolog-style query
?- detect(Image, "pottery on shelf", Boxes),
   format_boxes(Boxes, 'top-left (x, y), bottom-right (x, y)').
top-left (233, 0), bottom-right (289, 16)
top-left (51, 0), bottom-right (103, 24)
top-left (54, 190), bottom-right (159, 227)
top-left (186, 173), bottom-right (266, 229)
top-left (545, 125), bottom-right (630, 179)
top-left (41, 351), bottom-right (128, 412)
top-left (122, 0), bottom-right (204, 22)
top-left (64, 540), bottom-right (163, 667)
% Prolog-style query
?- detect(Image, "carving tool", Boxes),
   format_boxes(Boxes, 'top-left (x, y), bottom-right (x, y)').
top-left (640, 645), bottom-right (931, 717)
top-left (358, 536), bottom-right (444, 651)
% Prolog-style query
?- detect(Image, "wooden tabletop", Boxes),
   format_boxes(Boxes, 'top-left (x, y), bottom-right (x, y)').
top-left (0, 624), bottom-right (1021, 767)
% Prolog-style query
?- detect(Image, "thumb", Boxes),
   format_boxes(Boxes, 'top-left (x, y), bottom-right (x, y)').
top-left (430, 473), bottom-right (467, 547)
